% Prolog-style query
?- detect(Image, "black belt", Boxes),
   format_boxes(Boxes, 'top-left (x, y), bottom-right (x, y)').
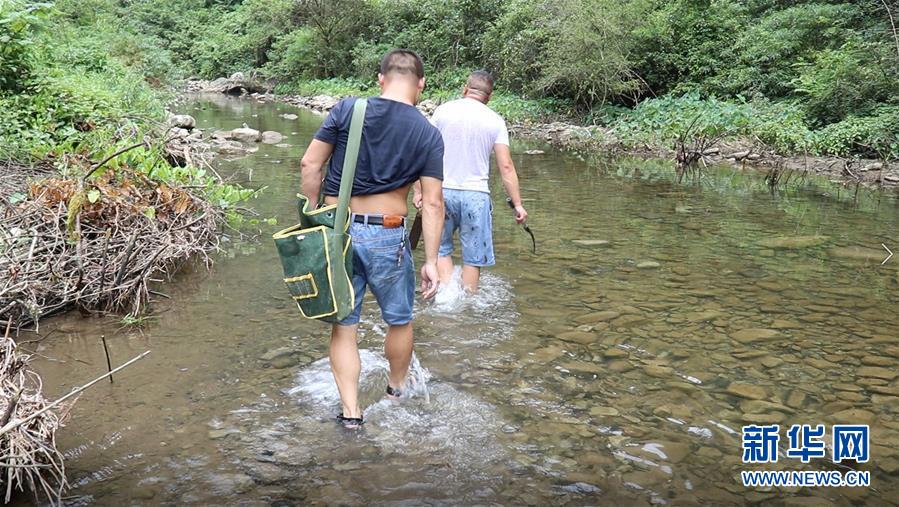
top-left (351, 214), bottom-right (407, 228)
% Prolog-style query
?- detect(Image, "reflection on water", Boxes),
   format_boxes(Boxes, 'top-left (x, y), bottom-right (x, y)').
top-left (21, 93), bottom-right (899, 506)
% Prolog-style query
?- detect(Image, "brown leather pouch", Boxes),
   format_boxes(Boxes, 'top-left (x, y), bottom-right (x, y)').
top-left (382, 215), bottom-right (404, 228)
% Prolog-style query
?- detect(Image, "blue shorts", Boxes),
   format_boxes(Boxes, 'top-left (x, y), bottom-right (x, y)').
top-left (338, 222), bottom-right (415, 327)
top-left (439, 189), bottom-right (495, 267)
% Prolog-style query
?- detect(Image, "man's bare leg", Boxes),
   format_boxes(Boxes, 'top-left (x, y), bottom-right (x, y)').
top-left (437, 255), bottom-right (455, 286)
top-left (384, 322), bottom-right (413, 391)
top-left (330, 324), bottom-right (362, 418)
top-left (461, 265), bottom-right (481, 293)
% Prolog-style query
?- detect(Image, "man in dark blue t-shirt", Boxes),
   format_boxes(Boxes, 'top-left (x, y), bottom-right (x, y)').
top-left (300, 49), bottom-right (445, 429)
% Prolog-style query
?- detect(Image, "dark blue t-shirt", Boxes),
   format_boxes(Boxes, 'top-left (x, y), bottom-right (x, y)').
top-left (314, 97), bottom-right (444, 197)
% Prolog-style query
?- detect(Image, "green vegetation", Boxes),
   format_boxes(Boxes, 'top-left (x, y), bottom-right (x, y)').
top-left (3, 0), bottom-right (899, 161)
top-left (0, 0), bottom-right (251, 220)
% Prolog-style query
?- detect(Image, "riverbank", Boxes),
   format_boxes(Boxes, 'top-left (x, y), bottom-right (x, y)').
top-left (187, 76), bottom-right (899, 191)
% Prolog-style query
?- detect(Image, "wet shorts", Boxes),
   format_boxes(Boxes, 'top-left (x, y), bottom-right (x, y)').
top-left (439, 188), bottom-right (495, 267)
top-left (339, 221), bottom-right (415, 327)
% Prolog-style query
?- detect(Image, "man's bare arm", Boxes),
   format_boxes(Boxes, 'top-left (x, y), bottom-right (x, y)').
top-left (494, 144), bottom-right (528, 224)
top-left (418, 175), bottom-right (444, 299)
top-left (300, 139), bottom-right (334, 207)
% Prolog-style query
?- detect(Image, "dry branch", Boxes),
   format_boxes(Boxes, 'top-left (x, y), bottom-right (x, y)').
top-left (0, 166), bottom-right (226, 330)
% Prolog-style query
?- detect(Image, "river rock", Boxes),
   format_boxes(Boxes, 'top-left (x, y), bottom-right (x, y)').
top-left (524, 149), bottom-right (545, 155)
top-left (743, 412), bottom-right (786, 424)
top-left (861, 355), bottom-right (894, 367)
top-left (559, 361), bottom-right (603, 374)
top-left (211, 130), bottom-right (231, 140)
top-left (731, 328), bottom-right (781, 343)
top-left (261, 131), bottom-right (285, 144)
top-left (574, 311), bottom-right (620, 324)
top-left (215, 140), bottom-right (248, 155)
top-left (829, 408), bottom-right (876, 425)
top-left (644, 364), bottom-right (673, 378)
top-left (607, 360), bottom-right (634, 373)
top-left (208, 473), bottom-right (255, 496)
top-left (740, 399), bottom-right (793, 414)
top-left (857, 366), bottom-right (898, 380)
top-left (558, 331), bottom-right (596, 345)
top-left (279, 113), bottom-right (299, 120)
top-left (590, 406), bottom-right (619, 417)
top-left (572, 239), bottom-right (610, 247)
top-left (828, 246), bottom-right (885, 262)
top-left (208, 428), bottom-right (241, 440)
top-left (757, 236), bottom-right (829, 249)
top-left (771, 319), bottom-right (802, 329)
top-left (231, 124), bottom-right (262, 142)
top-left (760, 356), bottom-right (784, 369)
top-left (275, 143), bottom-right (292, 149)
top-left (636, 261), bottom-right (661, 269)
top-left (684, 310), bottom-right (726, 322)
top-left (726, 383), bottom-right (768, 400)
top-left (169, 114), bottom-right (196, 130)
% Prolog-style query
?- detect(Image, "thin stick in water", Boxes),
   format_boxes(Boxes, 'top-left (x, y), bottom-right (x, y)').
top-left (101, 335), bottom-right (113, 383)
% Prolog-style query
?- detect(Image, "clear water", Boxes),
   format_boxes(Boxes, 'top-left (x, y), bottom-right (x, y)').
top-left (22, 93), bottom-right (899, 506)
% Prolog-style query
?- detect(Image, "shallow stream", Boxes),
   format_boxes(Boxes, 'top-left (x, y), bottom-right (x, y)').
top-left (24, 93), bottom-right (899, 506)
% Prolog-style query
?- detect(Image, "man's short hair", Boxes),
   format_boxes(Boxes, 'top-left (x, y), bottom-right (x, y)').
top-left (380, 49), bottom-right (425, 79)
top-left (467, 70), bottom-right (495, 97)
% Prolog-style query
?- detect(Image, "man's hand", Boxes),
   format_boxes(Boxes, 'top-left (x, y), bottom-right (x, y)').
top-left (513, 204), bottom-right (528, 224)
top-left (420, 261), bottom-right (439, 299)
top-left (300, 139), bottom-right (334, 205)
top-left (413, 191), bottom-right (423, 210)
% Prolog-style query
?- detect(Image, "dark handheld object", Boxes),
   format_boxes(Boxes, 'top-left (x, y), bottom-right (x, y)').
top-left (409, 213), bottom-right (423, 250)
top-left (506, 197), bottom-right (536, 254)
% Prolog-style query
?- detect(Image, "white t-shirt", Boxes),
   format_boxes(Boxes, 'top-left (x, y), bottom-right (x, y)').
top-left (431, 97), bottom-right (509, 193)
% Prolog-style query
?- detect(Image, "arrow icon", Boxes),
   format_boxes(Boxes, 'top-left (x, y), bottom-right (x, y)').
top-left (883, 244), bottom-right (894, 265)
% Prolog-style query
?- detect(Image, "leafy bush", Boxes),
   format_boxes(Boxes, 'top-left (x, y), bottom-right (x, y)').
top-left (0, 1), bottom-right (51, 93)
top-left (536, 0), bottom-right (650, 107)
top-left (814, 106), bottom-right (899, 158)
top-left (706, 2), bottom-right (866, 99)
top-left (792, 39), bottom-right (899, 126)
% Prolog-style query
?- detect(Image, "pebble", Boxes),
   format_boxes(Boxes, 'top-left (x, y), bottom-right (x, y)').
top-left (636, 261), bottom-right (661, 269)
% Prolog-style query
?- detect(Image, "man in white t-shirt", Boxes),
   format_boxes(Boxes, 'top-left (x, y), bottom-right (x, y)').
top-left (421, 70), bottom-right (528, 292)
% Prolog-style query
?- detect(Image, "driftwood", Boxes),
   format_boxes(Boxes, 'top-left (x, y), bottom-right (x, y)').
top-left (0, 322), bottom-right (66, 504)
top-left (0, 166), bottom-right (225, 330)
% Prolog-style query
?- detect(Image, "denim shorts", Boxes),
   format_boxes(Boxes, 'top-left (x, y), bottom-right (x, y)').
top-left (338, 221), bottom-right (415, 327)
top-left (439, 189), bottom-right (495, 267)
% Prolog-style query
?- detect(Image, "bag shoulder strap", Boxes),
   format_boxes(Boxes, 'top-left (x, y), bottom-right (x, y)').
top-left (334, 98), bottom-right (367, 236)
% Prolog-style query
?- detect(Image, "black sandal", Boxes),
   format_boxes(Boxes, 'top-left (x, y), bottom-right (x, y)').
top-left (386, 385), bottom-right (402, 398)
top-left (336, 414), bottom-right (363, 429)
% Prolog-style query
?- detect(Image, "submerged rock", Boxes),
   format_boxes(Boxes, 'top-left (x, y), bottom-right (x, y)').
top-left (730, 328), bottom-right (782, 343)
top-left (636, 261), bottom-right (661, 269)
top-left (828, 246), bottom-right (886, 262)
top-left (589, 406), bottom-right (619, 417)
top-left (572, 239), bottom-right (611, 247)
top-left (757, 236), bottom-right (829, 249)
top-left (279, 113), bottom-right (299, 120)
top-left (261, 131), bottom-right (285, 144)
top-left (726, 382), bottom-right (768, 400)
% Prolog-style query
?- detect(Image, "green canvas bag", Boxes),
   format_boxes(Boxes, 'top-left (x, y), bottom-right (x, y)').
top-left (272, 98), bottom-right (367, 322)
